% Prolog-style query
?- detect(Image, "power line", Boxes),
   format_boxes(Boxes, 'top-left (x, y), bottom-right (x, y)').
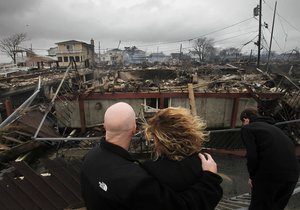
top-left (213, 30), bottom-right (258, 44)
top-left (190, 17), bottom-right (254, 40)
top-left (264, 1), bottom-right (300, 33)
top-left (134, 17), bottom-right (255, 49)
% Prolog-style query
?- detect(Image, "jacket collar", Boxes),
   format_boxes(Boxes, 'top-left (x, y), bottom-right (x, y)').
top-left (100, 137), bottom-right (140, 163)
top-left (250, 116), bottom-right (276, 125)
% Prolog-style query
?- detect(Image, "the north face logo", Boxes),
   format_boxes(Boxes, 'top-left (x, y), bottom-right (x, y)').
top-left (99, 181), bottom-right (108, 191)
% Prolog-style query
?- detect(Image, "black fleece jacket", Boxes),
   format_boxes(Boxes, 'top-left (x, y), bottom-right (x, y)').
top-left (81, 138), bottom-right (223, 210)
top-left (241, 116), bottom-right (299, 181)
top-left (142, 153), bottom-right (223, 210)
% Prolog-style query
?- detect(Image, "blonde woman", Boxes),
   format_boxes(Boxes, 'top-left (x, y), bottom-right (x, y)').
top-left (142, 107), bottom-right (223, 210)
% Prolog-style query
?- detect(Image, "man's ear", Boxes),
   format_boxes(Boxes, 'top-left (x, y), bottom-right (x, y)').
top-left (243, 118), bottom-right (250, 125)
top-left (104, 124), bottom-right (106, 131)
top-left (132, 124), bottom-right (137, 135)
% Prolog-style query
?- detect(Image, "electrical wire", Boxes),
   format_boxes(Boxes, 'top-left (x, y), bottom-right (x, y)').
top-left (133, 17), bottom-right (255, 49)
top-left (264, 0), bottom-right (300, 33)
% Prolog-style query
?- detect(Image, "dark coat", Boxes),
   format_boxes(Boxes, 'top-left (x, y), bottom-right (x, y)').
top-left (241, 116), bottom-right (299, 181)
top-left (142, 153), bottom-right (223, 210)
top-left (81, 138), bottom-right (223, 210)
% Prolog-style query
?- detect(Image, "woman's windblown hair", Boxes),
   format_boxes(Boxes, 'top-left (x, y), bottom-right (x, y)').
top-left (143, 107), bottom-right (209, 161)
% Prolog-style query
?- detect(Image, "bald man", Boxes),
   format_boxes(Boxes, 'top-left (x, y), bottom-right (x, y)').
top-left (81, 102), bottom-right (223, 210)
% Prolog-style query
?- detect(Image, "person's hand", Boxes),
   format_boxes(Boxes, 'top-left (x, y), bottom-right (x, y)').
top-left (248, 178), bottom-right (253, 188)
top-left (198, 153), bottom-right (217, 173)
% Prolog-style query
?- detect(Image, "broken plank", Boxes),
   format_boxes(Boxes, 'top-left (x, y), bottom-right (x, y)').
top-left (2, 135), bottom-right (23, 144)
top-left (0, 143), bottom-right (10, 150)
top-left (14, 130), bottom-right (33, 137)
top-left (0, 140), bottom-right (41, 163)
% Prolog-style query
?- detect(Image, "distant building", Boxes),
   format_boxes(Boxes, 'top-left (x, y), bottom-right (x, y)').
top-left (47, 47), bottom-right (58, 57)
top-left (188, 51), bottom-right (200, 62)
top-left (101, 48), bottom-right (124, 65)
top-left (148, 52), bottom-right (170, 63)
top-left (123, 47), bottom-right (147, 64)
top-left (15, 48), bottom-right (37, 67)
top-left (170, 53), bottom-right (182, 63)
top-left (55, 39), bottom-right (95, 68)
top-left (15, 48), bottom-right (57, 69)
top-left (26, 56), bottom-right (57, 69)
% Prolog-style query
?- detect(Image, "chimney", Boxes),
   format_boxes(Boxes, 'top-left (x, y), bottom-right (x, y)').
top-left (91, 39), bottom-right (94, 46)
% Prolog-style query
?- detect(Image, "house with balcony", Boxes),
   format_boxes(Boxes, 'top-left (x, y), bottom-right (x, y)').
top-left (55, 40), bottom-right (95, 68)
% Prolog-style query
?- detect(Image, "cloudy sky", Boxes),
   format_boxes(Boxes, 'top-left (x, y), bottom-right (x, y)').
top-left (0, 0), bottom-right (299, 63)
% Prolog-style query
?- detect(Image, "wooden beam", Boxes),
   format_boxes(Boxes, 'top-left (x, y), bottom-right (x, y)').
top-left (3, 136), bottom-right (23, 144)
top-left (78, 98), bottom-right (86, 133)
top-left (5, 98), bottom-right (13, 117)
top-left (188, 84), bottom-right (197, 116)
top-left (230, 98), bottom-right (240, 128)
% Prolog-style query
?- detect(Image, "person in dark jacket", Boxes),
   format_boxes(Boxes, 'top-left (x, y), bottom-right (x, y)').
top-left (81, 102), bottom-right (223, 210)
top-left (240, 107), bottom-right (299, 210)
top-left (141, 107), bottom-right (223, 210)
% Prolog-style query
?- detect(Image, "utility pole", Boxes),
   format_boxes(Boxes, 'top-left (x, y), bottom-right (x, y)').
top-left (98, 41), bottom-right (101, 64)
top-left (257, 0), bottom-right (262, 68)
top-left (266, 1), bottom-right (277, 73)
top-left (179, 44), bottom-right (182, 63)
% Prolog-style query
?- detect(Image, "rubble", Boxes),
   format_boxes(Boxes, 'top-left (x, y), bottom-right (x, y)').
top-left (0, 62), bottom-right (299, 155)
top-left (87, 64), bottom-right (281, 95)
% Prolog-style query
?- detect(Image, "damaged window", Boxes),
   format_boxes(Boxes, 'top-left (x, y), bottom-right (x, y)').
top-left (143, 98), bottom-right (170, 112)
top-left (144, 98), bottom-right (158, 112)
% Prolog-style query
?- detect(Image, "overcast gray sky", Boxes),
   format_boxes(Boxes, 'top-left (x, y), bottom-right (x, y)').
top-left (0, 0), bottom-right (299, 63)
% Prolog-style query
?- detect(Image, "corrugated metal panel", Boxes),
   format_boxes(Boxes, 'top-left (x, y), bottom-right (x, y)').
top-left (0, 158), bottom-right (84, 209)
top-left (18, 111), bottom-right (61, 138)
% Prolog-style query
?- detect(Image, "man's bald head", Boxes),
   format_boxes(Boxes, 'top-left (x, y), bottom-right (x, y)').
top-left (104, 102), bottom-right (136, 136)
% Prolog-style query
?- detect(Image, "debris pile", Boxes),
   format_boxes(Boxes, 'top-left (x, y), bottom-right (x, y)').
top-left (0, 110), bottom-right (60, 163)
top-left (88, 63), bottom-right (296, 95)
top-left (0, 68), bottom-right (93, 94)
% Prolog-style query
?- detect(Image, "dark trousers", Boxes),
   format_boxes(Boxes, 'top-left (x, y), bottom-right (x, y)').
top-left (249, 179), bottom-right (297, 210)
